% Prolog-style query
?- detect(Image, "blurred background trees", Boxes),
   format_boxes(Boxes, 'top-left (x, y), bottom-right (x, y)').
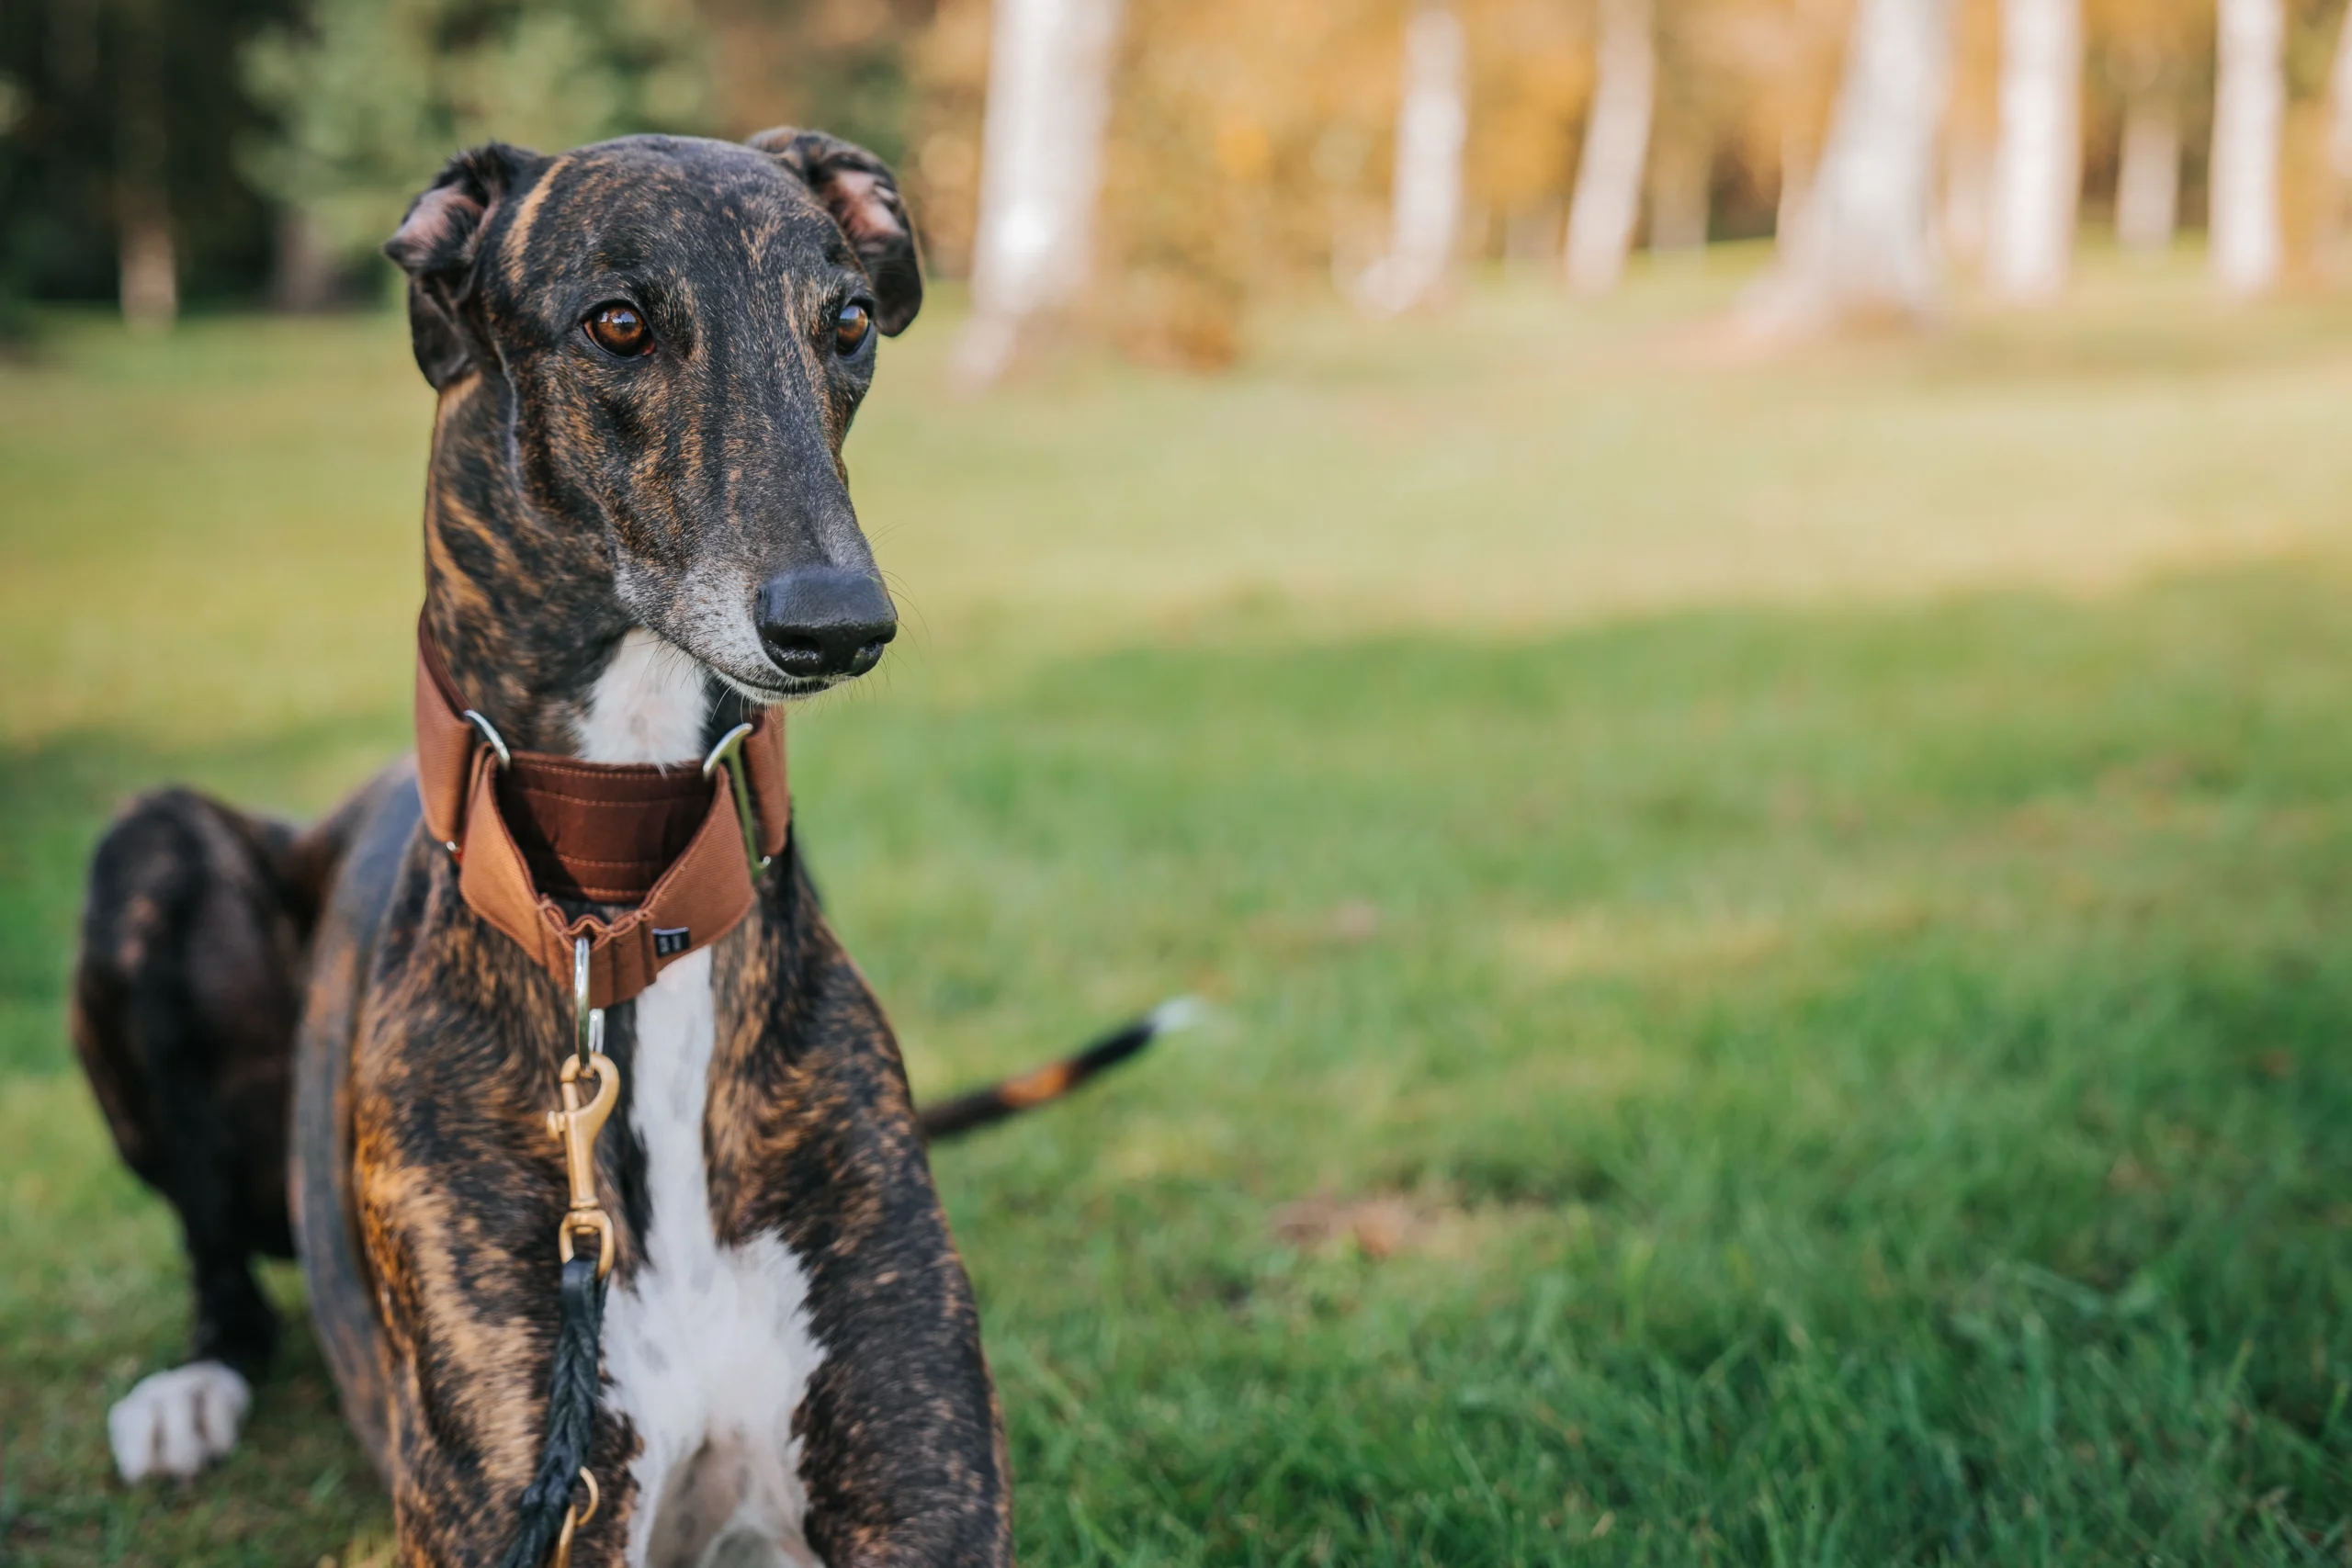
top-left (243, 0), bottom-right (714, 306)
top-left (6, 0), bottom-right (2352, 352)
top-left (0, 0), bottom-right (298, 325)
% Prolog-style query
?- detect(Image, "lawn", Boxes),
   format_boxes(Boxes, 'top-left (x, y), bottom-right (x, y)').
top-left (4, 254), bottom-right (2352, 1565)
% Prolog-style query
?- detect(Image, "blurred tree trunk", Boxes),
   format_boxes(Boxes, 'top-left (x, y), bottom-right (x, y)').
top-left (2325, 1), bottom-right (2352, 263)
top-left (1986, 0), bottom-right (2079, 302)
top-left (1941, 132), bottom-right (1991, 267)
top-left (269, 209), bottom-right (334, 312)
top-left (953, 0), bottom-right (1124, 388)
top-left (1351, 2), bottom-right (1468, 314)
top-left (1563, 0), bottom-right (1654, 294)
top-left (1645, 136), bottom-right (1710, 255)
top-left (2335, 4), bottom-right (2352, 176)
top-left (1776, 134), bottom-right (1812, 248)
top-left (2114, 95), bottom-right (2180, 252)
top-left (1743, 0), bottom-right (1956, 333)
top-left (2210, 0), bottom-right (2283, 297)
top-left (116, 0), bottom-right (176, 331)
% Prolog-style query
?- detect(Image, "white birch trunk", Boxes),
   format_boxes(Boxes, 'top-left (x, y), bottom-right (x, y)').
top-left (1351, 3), bottom-right (1469, 314)
top-left (2211, 0), bottom-right (2285, 298)
top-left (953, 0), bottom-right (1123, 387)
top-left (1564, 0), bottom-right (1656, 293)
top-left (1744, 0), bottom-right (1957, 332)
top-left (1986, 0), bottom-right (2080, 301)
top-left (2114, 97), bottom-right (2180, 251)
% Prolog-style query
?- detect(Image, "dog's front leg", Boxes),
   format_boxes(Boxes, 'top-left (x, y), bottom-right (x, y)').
top-left (700, 913), bottom-right (1013, 1568)
top-left (351, 863), bottom-right (645, 1568)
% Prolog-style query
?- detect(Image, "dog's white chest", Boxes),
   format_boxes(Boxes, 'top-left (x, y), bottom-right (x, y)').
top-left (601, 951), bottom-right (827, 1568)
top-left (579, 638), bottom-right (825, 1568)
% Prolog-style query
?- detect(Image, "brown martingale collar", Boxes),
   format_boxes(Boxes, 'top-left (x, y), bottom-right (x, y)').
top-left (414, 618), bottom-right (789, 1010)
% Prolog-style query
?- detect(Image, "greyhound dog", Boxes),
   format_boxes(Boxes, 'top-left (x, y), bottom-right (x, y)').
top-left (72, 130), bottom-right (1160, 1566)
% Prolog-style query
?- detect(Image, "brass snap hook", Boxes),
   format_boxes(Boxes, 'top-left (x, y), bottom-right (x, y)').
top-left (547, 1052), bottom-right (619, 1278)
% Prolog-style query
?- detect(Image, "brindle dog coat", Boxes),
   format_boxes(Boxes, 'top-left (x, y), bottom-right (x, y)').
top-left (74, 131), bottom-right (1011, 1566)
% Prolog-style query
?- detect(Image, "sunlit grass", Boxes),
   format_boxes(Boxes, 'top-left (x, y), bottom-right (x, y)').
top-left (3, 262), bottom-right (2349, 1563)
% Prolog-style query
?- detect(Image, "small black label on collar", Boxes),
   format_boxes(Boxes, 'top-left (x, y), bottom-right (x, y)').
top-left (653, 927), bottom-right (691, 958)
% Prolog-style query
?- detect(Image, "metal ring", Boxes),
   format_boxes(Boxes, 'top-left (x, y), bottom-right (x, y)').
top-left (572, 937), bottom-right (594, 1067)
top-left (699, 722), bottom-right (770, 883)
top-left (551, 1466), bottom-right (601, 1566)
top-left (460, 709), bottom-right (513, 770)
top-left (557, 1209), bottom-right (616, 1278)
top-left (700, 722), bottom-right (755, 779)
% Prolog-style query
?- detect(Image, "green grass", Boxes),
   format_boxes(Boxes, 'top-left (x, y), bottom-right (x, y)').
top-left (6, 254), bottom-right (2352, 1563)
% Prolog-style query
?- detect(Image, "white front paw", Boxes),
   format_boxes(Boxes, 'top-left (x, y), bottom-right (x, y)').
top-left (107, 1360), bottom-right (251, 1482)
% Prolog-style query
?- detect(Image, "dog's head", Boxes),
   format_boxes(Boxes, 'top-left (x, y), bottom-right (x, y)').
top-left (386, 131), bottom-right (920, 698)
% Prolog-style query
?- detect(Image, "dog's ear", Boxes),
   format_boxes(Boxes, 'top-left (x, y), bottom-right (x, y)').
top-left (748, 128), bottom-right (923, 335)
top-left (384, 143), bottom-right (536, 389)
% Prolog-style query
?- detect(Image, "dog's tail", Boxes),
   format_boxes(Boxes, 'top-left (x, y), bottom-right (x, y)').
top-left (916, 998), bottom-right (1202, 1142)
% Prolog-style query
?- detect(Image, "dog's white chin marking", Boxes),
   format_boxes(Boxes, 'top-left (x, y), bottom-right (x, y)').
top-left (577, 627), bottom-right (711, 765)
top-left (107, 1360), bottom-right (251, 1482)
top-left (583, 634), bottom-right (825, 1568)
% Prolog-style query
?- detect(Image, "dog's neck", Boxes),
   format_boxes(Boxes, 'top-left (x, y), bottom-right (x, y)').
top-left (418, 376), bottom-right (722, 762)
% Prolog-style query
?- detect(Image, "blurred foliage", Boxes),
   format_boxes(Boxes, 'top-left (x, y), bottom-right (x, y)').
top-left (701, 0), bottom-right (934, 160)
top-left (1098, 0), bottom-right (1406, 366)
top-left (243, 0), bottom-right (716, 272)
top-left (0, 0), bottom-right (941, 307)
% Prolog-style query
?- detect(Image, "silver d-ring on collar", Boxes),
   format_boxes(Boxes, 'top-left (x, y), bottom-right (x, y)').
top-left (442, 712), bottom-right (512, 861)
top-left (461, 709), bottom-right (513, 770)
top-left (700, 722), bottom-right (772, 884)
top-left (572, 935), bottom-right (604, 1067)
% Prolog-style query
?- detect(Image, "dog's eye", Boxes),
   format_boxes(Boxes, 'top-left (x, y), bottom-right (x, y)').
top-left (833, 302), bottom-right (872, 357)
top-left (584, 303), bottom-right (653, 358)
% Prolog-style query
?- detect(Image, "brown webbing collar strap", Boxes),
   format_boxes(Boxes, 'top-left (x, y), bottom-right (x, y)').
top-left (414, 620), bottom-right (788, 1010)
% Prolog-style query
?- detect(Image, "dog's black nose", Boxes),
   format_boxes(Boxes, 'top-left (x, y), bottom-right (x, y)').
top-left (755, 568), bottom-right (898, 681)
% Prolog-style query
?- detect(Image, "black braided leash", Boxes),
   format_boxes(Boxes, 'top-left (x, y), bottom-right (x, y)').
top-left (501, 940), bottom-right (620, 1568)
top-left (498, 1255), bottom-right (607, 1568)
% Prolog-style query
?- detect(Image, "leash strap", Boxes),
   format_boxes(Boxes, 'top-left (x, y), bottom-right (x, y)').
top-left (496, 1255), bottom-right (605, 1568)
top-left (413, 619), bottom-right (788, 1008)
top-left (506, 947), bottom-right (626, 1566)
